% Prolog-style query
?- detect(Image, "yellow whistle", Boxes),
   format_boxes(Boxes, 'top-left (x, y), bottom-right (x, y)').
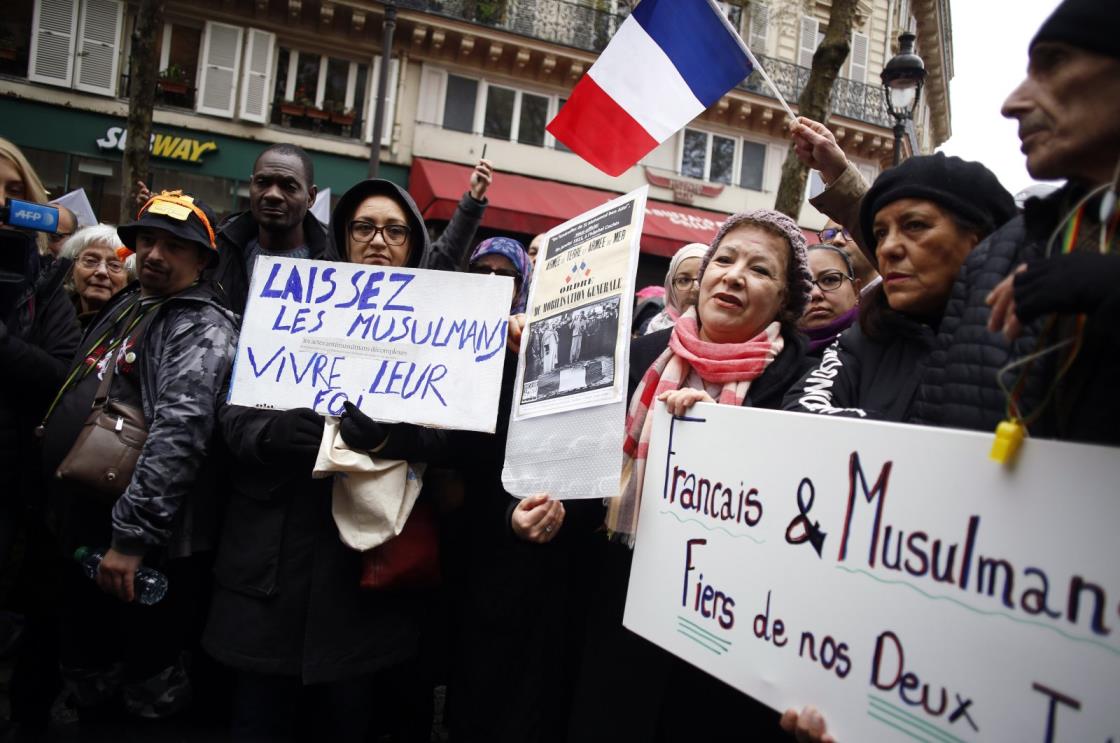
top-left (989, 420), bottom-right (1025, 465)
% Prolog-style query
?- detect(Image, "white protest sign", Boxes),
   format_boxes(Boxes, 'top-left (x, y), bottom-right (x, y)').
top-left (625, 404), bottom-right (1119, 742)
top-left (228, 256), bottom-right (512, 432)
top-left (503, 186), bottom-right (645, 499)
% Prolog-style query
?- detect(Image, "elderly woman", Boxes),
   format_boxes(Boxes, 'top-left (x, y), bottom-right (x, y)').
top-left (643, 242), bottom-right (708, 334)
top-left (783, 152), bottom-right (1016, 421)
top-left (799, 244), bottom-right (862, 356)
top-left (206, 179), bottom-right (451, 741)
top-left (61, 224), bottom-right (129, 327)
top-left (559, 209), bottom-right (824, 742)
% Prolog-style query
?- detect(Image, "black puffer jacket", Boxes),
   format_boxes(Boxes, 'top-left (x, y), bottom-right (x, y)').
top-left (783, 293), bottom-right (937, 422)
top-left (912, 183), bottom-right (1119, 445)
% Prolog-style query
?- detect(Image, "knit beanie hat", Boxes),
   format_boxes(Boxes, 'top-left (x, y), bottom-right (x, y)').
top-left (1030, 0), bottom-right (1120, 60)
top-left (859, 153), bottom-right (1016, 259)
top-left (703, 209), bottom-right (812, 325)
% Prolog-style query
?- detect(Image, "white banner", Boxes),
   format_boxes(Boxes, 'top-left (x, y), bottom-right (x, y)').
top-left (502, 187), bottom-right (645, 499)
top-left (228, 256), bottom-right (512, 432)
top-left (625, 404), bottom-right (1120, 742)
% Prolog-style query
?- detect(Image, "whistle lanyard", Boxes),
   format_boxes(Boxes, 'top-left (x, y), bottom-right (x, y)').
top-left (41, 298), bottom-right (164, 424)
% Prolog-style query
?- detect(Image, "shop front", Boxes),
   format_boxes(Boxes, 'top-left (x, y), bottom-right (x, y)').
top-left (0, 97), bottom-right (407, 224)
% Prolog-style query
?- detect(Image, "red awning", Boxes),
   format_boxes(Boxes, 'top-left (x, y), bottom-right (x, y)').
top-left (410, 157), bottom-right (745, 258)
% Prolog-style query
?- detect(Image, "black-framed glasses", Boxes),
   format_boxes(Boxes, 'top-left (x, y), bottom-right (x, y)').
top-left (348, 221), bottom-right (410, 246)
top-left (469, 265), bottom-right (521, 284)
top-left (672, 275), bottom-right (699, 290)
top-left (77, 255), bottom-right (125, 274)
top-left (818, 227), bottom-right (852, 243)
top-left (810, 271), bottom-right (851, 293)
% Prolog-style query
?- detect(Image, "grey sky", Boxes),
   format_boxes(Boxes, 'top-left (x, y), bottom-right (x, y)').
top-left (937, 0), bottom-right (1059, 195)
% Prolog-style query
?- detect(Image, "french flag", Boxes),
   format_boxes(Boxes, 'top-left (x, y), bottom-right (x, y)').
top-left (547, 0), bottom-right (754, 177)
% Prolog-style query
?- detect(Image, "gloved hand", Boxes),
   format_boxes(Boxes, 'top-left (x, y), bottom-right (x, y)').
top-left (339, 402), bottom-right (424, 460)
top-left (1014, 252), bottom-right (1120, 323)
top-left (260, 407), bottom-right (324, 461)
top-left (339, 401), bottom-right (389, 451)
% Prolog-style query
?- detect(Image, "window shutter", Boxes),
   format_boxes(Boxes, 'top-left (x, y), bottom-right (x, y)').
top-left (848, 31), bottom-right (869, 83)
top-left (73, 0), bottom-right (123, 96)
top-left (196, 21), bottom-right (243, 118)
top-left (798, 16), bottom-right (819, 68)
top-left (416, 65), bottom-right (446, 126)
top-left (238, 28), bottom-right (275, 123)
top-left (748, 3), bottom-right (769, 53)
top-left (29, 0), bottom-right (79, 88)
top-left (365, 56), bottom-right (399, 146)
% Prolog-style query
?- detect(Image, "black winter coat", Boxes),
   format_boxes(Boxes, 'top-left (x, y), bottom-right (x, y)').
top-left (204, 180), bottom-right (471, 684)
top-left (0, 258), bottom-right (78, 561)
top-left (566, 325), bottom-right (813, 743)
top-left (443, 352), bottom-right (603, 743)
top-left (783, 296), bottom-right (937, 422)
top-left (912, 184), bottom-right (1120, 445)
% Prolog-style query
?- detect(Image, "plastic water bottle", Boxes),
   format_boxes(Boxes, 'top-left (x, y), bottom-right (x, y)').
top-left (74, 547), bottom-right (169, 605)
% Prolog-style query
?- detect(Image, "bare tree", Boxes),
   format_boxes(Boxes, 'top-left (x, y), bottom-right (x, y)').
top-left (120, 0), bottom-right (165, 223)
top-left (772, 0), bottom-right (860, 220)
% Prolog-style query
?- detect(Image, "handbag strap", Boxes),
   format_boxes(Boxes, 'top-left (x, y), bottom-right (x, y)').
top-left (91, 300), bottom-right (164, 408)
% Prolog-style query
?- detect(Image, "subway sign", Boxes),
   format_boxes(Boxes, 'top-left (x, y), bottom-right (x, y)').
top-left (96, 126), bottom-right (218, 164)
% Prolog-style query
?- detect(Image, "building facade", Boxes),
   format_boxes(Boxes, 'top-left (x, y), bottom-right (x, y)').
top-left (1, 0), bottom-right (952, 279)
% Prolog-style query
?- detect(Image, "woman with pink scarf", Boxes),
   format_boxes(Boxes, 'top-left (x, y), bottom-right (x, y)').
top-left (553, 209), bottom-right (837, 742)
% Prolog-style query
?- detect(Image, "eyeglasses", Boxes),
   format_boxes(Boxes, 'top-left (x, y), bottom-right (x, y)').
top-left (48, 231), bottom-right (74, 243)
top-left (348, 221), bottom-right (410, 246)
top-left (810, 271), bottom-right (851, 293)
top-left (818, 227), bottom-right (852, 243)
top-left (672, 275), bottom-right (699, 289)
top-left (469, 265), bottom-right (521, 284)
top-left (77, 255), bottom-right (125, 274)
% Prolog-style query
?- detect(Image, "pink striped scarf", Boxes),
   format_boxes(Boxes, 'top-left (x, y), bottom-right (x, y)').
top-left (606, 309), bottom-right (782, 546)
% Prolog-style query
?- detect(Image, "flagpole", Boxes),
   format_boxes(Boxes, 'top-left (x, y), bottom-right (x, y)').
top-left (705, 0), bottom-right (796, 122)
top-left (742, 47), bottom-right (797, 124)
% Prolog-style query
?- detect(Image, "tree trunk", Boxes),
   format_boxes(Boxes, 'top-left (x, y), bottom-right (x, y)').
top-left (773, 0), bottom-right (860, 220)
top-left (120, 0), bottom-right (165, 224)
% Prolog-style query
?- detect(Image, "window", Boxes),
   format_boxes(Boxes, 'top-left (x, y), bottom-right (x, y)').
top-left (443, 74), bottom-right (478, 133)
top-left (739, 140), bottom-right (765, 191)
top-left (483, 85), bottom-right (515, 140)
top-left (29, 0), bottom-right (123, 97)
top-left (155, 23), bottom-right (202, 108)
top-left (798, 16), bottom-right (820, 68)
top-left (681, 129), bottom-right (769, 191)
top-left (848, 31), bottom-right (869, 83)
top-left (426, 68), bottom-right (562, 150)
top-left (1, 0), bottom-right (36, 78)
top-left (271, 47), bottom-right (376, 139)
top-left (747, 3), bottom-right (769, 53)
top-left (518, 92), bottom-right (549, 146)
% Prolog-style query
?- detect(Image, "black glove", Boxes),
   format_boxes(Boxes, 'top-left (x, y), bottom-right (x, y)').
top-left (260, 407), bottom-right (324, 461)
top-left (1014, 252), bottom-right (1120, 323)
top-left (339, 401), bottom-right (389, 451)
top-left (339, 402), bottom-right (424, 460)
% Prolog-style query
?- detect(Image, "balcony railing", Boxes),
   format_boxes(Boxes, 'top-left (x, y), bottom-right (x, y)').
top-left (399, 1), bottom-right (892, 128)
top-left (740, 54), bottom-right (894, 129)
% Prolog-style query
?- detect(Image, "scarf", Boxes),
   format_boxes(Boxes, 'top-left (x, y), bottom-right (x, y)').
top-left (606, 308), bottom-right (783, 546)
top-left (805, 305), bottom-right (859, 352)
top-left (643, 243), bottom-right (710, 335)
top-left (470, 237), bottom-right (533, 314)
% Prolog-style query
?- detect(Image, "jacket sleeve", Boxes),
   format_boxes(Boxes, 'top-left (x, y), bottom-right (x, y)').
top-left (111, 307), bottom-right (238, 554)
top-left (0, 283), bottom-right (80, 405)
top-left (781, 338), bottom-right (868, 418)
top-left (423, 192), bottom-right (487, 272)
top-left (809, 162), bottom-right (871, 254)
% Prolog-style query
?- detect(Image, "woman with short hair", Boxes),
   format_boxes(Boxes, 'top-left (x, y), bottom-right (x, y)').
top-left (61, 224), bottom-right (129, 327)
top-left (799, 243), bottom-right (862, 356)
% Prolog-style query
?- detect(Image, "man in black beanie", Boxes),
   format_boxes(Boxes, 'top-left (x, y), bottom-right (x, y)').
top-left (911, 0), bottom-right (1120, 445)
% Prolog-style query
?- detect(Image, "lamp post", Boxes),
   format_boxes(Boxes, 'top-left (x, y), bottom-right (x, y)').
top-left (368, 1), bottom-right (397, 178)
top-left (880, 31), bottom-right (927, 166)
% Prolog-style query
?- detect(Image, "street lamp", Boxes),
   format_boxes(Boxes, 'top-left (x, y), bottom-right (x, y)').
top-left (880, 31), bottom-right (927, 166)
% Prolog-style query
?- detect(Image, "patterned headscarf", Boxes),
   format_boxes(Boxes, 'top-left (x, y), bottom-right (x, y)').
top-left (470, 237), bottom-right (533, 313)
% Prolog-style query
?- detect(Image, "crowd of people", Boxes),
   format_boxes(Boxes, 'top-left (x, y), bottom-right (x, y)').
top-left (0, 0), bottom-right (1117, 741)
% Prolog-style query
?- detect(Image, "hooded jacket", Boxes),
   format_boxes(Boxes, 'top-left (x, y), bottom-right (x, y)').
top-left (205, 179), bottom-right (446, 684)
